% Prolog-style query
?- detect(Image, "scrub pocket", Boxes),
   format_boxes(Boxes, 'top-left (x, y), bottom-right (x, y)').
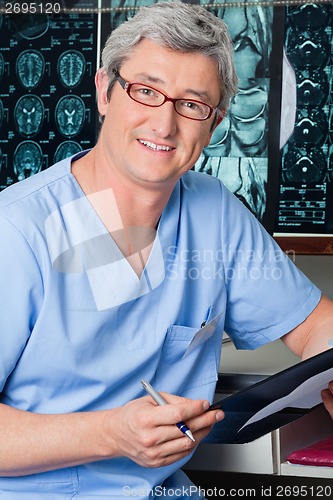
top-left (155, 311), bottom-right (222, 393)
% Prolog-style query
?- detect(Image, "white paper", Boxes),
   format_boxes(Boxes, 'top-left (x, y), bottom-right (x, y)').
top-left (184, 313), bottom-right (222, 357)
top-left (239, 366), bottom-right (333, 432)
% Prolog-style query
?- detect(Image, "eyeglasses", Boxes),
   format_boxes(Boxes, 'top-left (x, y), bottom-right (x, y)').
top-left (114, 71), bottom-right (220, 121)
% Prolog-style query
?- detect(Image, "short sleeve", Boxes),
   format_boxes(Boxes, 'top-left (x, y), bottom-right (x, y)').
top-left (0, 215), bottom-right (43, 391)
top-left (220, 186), bottom-right (321, 349)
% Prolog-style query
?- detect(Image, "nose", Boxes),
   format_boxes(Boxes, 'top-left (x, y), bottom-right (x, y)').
top-left (149, 101), bottom-right (178, 138)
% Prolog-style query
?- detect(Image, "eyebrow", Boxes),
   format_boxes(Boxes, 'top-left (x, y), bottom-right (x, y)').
top-left (132, 72), bottom-right (213, 104)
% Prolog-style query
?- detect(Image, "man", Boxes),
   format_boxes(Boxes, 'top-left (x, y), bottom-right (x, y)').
top-left (0, 2), bottom-right (332, 498)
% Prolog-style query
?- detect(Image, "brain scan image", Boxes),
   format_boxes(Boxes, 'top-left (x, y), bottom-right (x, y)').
top-left (55, 95), bottom-right (85, 137)
top-left (16, 50), bottom-right (45, 89)
top-left (13, 141), bottom-right (43, 181)
top-left (14, 95), bottom-right (44, 137)
top-left (58, 50), bottom-right (86, 88)
top-left (0, 9), bottom-right (98, 193)
top-left (10, 14), bottom-right (49, 40)
top-left (283, 144), bottom-right (326, 183)
top-left (0, 52), bottom-right (4, 82)
top-left (54, 141), bottom-right (82, 163)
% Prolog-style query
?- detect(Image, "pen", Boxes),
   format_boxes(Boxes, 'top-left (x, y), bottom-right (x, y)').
top-left (141, 379), bottom-right (195, 442)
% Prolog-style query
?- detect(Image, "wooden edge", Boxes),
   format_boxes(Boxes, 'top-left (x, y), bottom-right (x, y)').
top-left (274, 237), bottom-right (333, 255)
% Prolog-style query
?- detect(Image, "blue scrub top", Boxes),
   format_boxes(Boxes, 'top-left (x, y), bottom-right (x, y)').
top-left (0, 152), bottom-right (321, 498)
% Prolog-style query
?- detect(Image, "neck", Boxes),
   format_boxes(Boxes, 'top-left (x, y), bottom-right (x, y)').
top-left (71, 146), bottom-right (175, 230)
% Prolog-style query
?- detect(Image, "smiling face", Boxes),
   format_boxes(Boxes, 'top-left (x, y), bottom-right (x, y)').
top-left (96, 39), bottom-right (222, 191)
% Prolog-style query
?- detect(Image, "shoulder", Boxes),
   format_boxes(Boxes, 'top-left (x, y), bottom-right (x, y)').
top-left (180, 169), bottom-right (231, 199)
top-left (181, 169), bottom-right (221, 189)
top-left (0, 158), bottom-right (70, 210)
top-left (0, 151), bottom-right (88, 224)
top-left (180, 170), bottom-right (250, 213)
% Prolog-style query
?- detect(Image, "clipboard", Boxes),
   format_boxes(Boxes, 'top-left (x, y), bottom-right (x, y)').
top-left (205, 348), bottom-right (333, 444)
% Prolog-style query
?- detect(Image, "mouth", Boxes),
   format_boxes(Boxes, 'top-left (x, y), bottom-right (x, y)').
top-left (138, 139), bottom-right (174, 152)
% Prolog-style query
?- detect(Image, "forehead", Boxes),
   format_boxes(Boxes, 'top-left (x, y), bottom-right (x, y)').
top-left (120, 39), bottom-right (221, 101)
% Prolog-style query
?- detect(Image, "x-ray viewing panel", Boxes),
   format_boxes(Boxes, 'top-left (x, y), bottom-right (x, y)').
top-left (0, 12), bottom-right (98, 190)
top-left (1, 2), bottom-right (331, 243)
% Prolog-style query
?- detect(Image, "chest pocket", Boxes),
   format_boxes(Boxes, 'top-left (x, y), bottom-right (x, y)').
top-left (154, 316), bottom-right (222, 395)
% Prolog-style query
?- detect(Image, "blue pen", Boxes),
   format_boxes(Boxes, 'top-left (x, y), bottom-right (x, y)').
top-left (141, 380), bottom-right (195, 442)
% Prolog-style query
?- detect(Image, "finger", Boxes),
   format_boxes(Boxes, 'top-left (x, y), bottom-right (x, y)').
top-left (134, 424), bottom-right (198, 468)
top-left (151, 399), bottom-right (211, 427)
top-left (158, 420), bottom-right (221, 458)
top-left (147, 406), bottom-right (223, 449)
top-left (187, 408), bottom-right (224, 433)
top-left (158, 392), bottom-right (193, 404)
top-left (321, 389), bottom-right (333, 418)
top-left (149, 430), bottom-right (197, 460)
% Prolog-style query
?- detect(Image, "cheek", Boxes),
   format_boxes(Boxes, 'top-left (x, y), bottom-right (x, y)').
top-left (180, 129), bottom-right (211, 167)
top-left (193, 127), bottom-right (212, 152)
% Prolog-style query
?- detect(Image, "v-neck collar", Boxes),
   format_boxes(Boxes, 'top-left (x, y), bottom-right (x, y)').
top-left (60, 155), bottom-right (182, 310)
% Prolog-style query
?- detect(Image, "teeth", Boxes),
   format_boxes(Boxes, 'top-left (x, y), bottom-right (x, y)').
top-left (139, 140), bottom-right (172, 151)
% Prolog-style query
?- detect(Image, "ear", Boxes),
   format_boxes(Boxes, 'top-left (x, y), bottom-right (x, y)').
top-left (95, 69), bottom-right (110, 116)
top-left (214, 109), bottom-right (226, 129)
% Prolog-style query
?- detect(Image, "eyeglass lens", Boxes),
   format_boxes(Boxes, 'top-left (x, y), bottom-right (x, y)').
top-left (129, 83), bottom-right (211, 120)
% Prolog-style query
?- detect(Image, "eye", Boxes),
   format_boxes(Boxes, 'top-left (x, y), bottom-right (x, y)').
top-left (182, 101), bottom-right (200, 110)
top-left (138, 87), bottom-right (156, 96)
top-left (132, 85), bottom-right (160, 100)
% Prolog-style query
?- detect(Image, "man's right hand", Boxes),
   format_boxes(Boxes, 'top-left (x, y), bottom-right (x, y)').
top-left (105, 393), bottom-right (224, 468)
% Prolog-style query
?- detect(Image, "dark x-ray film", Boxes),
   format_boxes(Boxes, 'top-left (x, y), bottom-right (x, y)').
top-left (194, 1), bottom-right (274, 231)
top-left (275, 3), bottom-right (333, 235)
top-left (0, 10), bottom-right (99, 190)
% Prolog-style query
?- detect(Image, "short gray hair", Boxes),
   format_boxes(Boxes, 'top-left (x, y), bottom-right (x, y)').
top-left (101, 1), bottom-right (238, 110)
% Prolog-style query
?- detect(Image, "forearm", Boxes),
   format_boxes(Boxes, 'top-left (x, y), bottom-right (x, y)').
top-left (0, 395), bottom-right (223, 477)
top-left (0, 403), bottom-right (117, 476)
